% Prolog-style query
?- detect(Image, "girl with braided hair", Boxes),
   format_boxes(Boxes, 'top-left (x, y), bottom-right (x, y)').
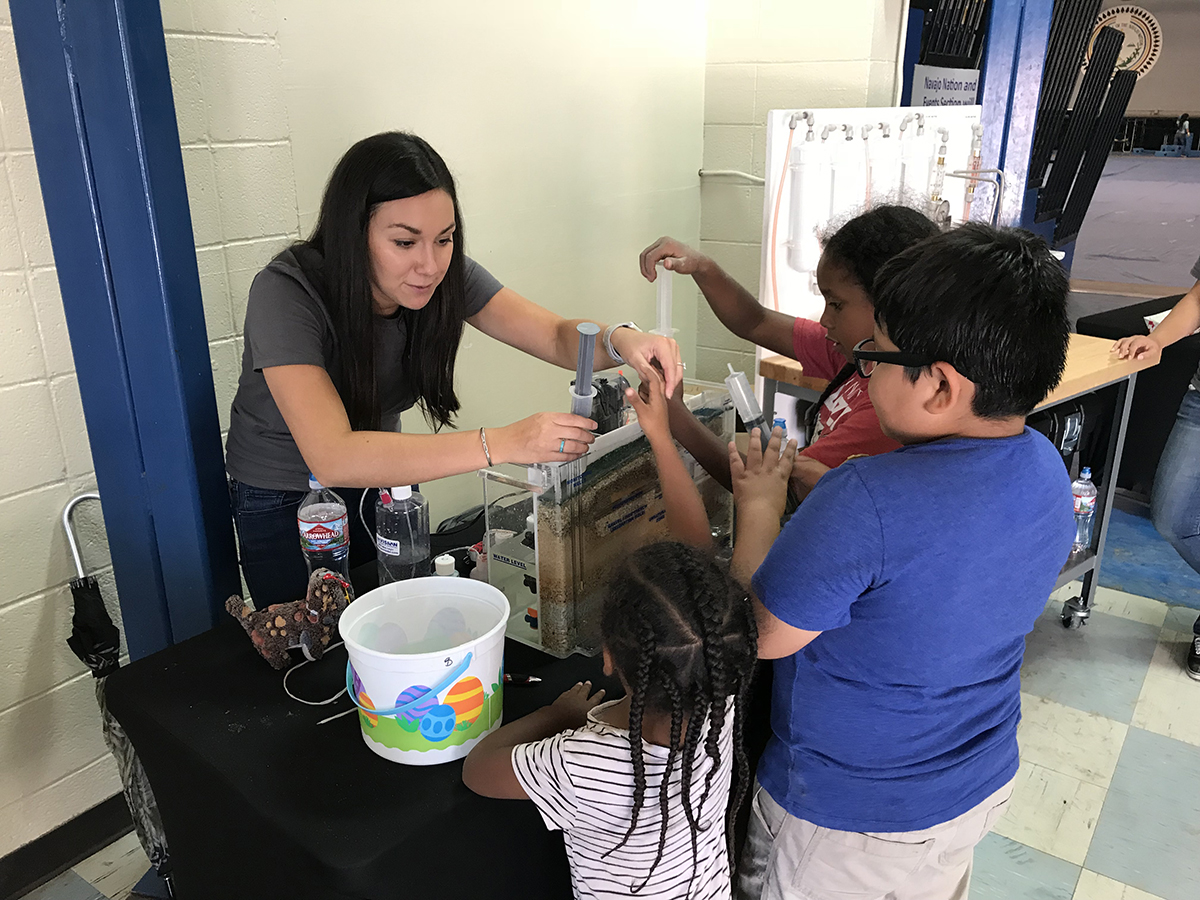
top-left (463, 541), bottom-right (758, 899)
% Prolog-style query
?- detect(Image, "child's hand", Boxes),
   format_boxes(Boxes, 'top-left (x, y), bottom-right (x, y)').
top-left (1112, 335), bottom-right (1160, 361)
top-left (627, 367), bottom-right (673, 443)
top-left (549, 680), bottom-right (606, 729)
top-left (730, 427), bottom-right (797, 521)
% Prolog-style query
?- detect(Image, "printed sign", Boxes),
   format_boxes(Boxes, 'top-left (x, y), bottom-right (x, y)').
top-left (910, 64), bottom-right (980, 107)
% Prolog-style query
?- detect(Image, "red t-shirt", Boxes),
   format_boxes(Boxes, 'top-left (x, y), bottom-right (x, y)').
top-left (790, 317), bottom-right (901, 468)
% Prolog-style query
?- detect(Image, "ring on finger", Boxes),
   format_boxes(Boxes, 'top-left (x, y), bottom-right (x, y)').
top-left (558, 439), bottom-right (566, 453)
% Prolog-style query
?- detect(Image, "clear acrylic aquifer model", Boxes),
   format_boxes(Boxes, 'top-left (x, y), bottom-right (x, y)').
top-left (478, 382), bottom-right (735, 658)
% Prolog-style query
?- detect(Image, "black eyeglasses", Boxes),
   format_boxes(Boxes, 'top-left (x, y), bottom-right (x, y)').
top-left (852, 339), bottom-right (934, 378)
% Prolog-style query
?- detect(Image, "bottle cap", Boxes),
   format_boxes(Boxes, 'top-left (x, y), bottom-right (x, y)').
top-left (1081, 467), bottom-right (1092, 479)
top-left (392, 486), bottom-right (412, 500)
top-left (434, 554), bottom-right (457, 576)
top-left (773, 416), bottom-right (787, 427)
top-left (308, 474), bottom-right (322, 490)
top-left (525, 514), bottom-right (535, 532)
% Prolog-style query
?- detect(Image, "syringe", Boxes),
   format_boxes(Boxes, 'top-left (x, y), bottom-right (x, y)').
top-left (725, 364), bottom-right (770, 451)
top-left (571, 322), bottom-right (601, 418)
top-left (652, 263), bottom-right (677, 337)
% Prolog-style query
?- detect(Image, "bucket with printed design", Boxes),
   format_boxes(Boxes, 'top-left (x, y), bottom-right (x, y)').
top-left (338, 576), bottom-right (508, 765)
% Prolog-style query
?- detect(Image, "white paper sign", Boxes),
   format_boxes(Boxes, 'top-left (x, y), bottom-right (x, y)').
top-left (911, 64), bottom-right (980, 107)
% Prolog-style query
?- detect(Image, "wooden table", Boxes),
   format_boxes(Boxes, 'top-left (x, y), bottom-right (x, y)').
top-left (759, 333), bottom-right (1158, 628)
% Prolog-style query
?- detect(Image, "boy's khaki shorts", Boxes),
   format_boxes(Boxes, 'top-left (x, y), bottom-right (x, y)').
top-left (736, 777), bottom-right (1014, 900)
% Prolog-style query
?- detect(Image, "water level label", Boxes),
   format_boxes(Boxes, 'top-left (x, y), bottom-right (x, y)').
top-left (376, 534), bottom-right (401, 556)
top-left (299, 515), bottom-right (348, 551)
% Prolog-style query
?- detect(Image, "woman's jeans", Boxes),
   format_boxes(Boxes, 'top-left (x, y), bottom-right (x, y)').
top-left (1150, 389), bottom-right (1200, 636)
top-left (228, 479), bottom-right (376, 609)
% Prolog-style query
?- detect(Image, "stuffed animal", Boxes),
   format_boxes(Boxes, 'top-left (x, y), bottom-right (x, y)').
top-left (226, 568), bottom-right (354, 670)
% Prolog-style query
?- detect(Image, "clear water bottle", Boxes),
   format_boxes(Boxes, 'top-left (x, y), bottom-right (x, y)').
top-left (376, 486), bottom-right (430, 584)
top-left (1072, 467), bottom-right (1098, 552)
top-left (298, 475), bottom-right (350, 580)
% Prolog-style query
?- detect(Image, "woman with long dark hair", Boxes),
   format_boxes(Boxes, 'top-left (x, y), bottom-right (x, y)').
top-left (225, 132), bottom-right (681, 606)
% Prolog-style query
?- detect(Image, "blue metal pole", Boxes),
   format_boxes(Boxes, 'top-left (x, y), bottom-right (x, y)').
top-left (10, 0), bottom-right (239, 657)
top-left (977, 0), bottom-right (1055, 226)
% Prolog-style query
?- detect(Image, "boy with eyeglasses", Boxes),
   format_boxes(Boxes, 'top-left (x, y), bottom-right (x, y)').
top-left (729, 224), bottom-right (1076, 900)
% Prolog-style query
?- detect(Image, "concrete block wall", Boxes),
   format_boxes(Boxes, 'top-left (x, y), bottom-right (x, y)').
top-left (694, 0), bottom-right (906, 381)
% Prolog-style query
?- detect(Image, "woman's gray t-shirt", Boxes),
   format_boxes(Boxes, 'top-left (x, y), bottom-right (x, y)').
top-left (225, 249), bottom-right (502, 491)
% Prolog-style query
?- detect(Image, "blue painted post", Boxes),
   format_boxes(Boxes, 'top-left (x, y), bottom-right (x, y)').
top-left (10, 0), bottom-right (239, 657)
top-left (977, 0), bottom-right (1055, 226)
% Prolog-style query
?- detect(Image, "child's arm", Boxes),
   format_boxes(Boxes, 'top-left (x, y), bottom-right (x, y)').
top-left (628, 370), bottom-right (714, 549)
top-left (729, 429), bottom-right (823, 659)
top-left (658, 388), bottom-right (737, 492)
top-left (462, 681), bottom-right (605, 799)
top-left (1113, 277), bottom-right (1200, 360)
top-left (639, 237), bottom-right (797, 358)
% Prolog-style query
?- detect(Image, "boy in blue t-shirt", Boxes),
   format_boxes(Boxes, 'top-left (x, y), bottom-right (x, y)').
top-left (730, 224), bottom-right (1076, 900)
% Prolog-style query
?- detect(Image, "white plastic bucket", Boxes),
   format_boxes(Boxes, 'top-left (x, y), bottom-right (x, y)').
top-left (339, 576), bottom-right (509, 765)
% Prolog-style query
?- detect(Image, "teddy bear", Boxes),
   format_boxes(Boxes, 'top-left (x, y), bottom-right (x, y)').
top-left (226, 568), bottom-right (354, 670)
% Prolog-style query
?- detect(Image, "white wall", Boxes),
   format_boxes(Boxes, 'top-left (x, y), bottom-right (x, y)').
top-left (273, 0), bottom-right (707, 517)
top-left (695, 0), bottom-right (906, 381)
top-left (0, 0), bottom-right (707, 853)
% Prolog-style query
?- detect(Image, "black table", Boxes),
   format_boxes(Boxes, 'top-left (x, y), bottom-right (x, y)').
top-left (105, 614), bottom-right (622, 899)
top-left (1077, 294), bottom-right (1199, 495)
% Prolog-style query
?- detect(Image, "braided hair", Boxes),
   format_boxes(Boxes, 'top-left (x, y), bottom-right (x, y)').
top-left (599, 542), bottom-right (758, 893)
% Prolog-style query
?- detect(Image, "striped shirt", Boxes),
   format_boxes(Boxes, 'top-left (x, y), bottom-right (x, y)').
top-left (511, 699), bottom-right (734, 900)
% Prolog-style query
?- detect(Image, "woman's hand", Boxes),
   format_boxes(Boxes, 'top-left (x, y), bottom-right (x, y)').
top-left (549, 681), bottom-right (606, 730)
top-left (1112, 335), bottom-right (1161, 361)
top-left (490, 412), bottom-right (597, 465)
top-left (639, 236), bottom-right (709, 280)
top-left (627, 367), bottom-right (673, 444)
top-left (610, 327), bottom-right (684, 400)
top-left (730, 427), bottom-right (797, 522)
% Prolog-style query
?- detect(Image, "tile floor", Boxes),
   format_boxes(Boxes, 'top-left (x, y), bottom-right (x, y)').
top-left (18, 586), bottom-right (1200, 900)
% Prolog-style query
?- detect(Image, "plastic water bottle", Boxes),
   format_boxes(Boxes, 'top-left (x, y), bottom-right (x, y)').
top-left (1072, 467), bottom-right (1098, 552)
top-left (298, 475), bottom-right (350, 580)
top-left (376, 486), bottom-right (430, 584)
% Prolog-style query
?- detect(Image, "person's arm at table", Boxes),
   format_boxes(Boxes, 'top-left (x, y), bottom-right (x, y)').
top-left (462, 681), bottom-right (606, 799)
top-left (469, 287), bottom-right (685, 397)
top-left (627, 370), bottom-right (712, 549)
top-left (1113, 277), bottom-right (1200, 361)
top-left (265, 365), bottom-right (596, 488)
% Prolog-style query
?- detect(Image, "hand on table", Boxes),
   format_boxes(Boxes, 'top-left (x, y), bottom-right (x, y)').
top-left (730, 427), bottom-right (797, 522)
top-left (491, 412), bottom-right (597, 465)
top-left (549, 681), bottom-right (606, 730)
top-left (1112, 335), bottom-right (1161, 362)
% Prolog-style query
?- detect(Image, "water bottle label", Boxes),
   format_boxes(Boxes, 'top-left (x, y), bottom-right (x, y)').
top-left (1073, 495), bottom-right (1097, 515)
top-left (299, 514), bottom-right (348, 551)
top-left (376, 534), bottom-right (401, 557)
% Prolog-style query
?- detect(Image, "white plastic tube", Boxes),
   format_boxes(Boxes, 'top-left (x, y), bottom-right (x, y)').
top-left (652, 263), bottom-right (676, 336)
top-left (785, 136), bottom-right (829, 274)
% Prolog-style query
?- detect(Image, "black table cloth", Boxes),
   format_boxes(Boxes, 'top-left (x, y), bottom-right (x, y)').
top-left (105, 613), bottom-right (622, 899)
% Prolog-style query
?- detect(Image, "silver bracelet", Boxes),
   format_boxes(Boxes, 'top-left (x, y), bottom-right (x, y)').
top-left (603, 321), bottom-right (640, 364)
top-left (479, 426), bottom-right (494, 467)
